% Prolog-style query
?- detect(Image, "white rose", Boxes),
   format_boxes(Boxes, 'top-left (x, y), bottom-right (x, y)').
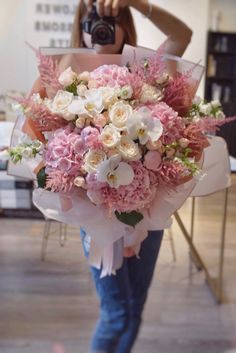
top-left (77, 84), bottom-right (88, 97)
top-left (78, 71), bottom-right (90, 82)
top-left (119, 85), bottom-right (133, 100)
top-left (100, 124), bottom-right (121, 149)
top-left (117, 136), bottom-right (141, 161)
top-left (51, 90), bottom-right (75, 121)
top-left (74, 176), bottom-right (86, 188)
top-left (99, 87), bottom-right (118, 109)
top-left (58, 67), bottom-right (77, 87)
top-left (83, 150), bottom-right (106, 174)
top-left (109, 101), bottom-right (133, 131)
top-left (75, 117), bottom-right (86, 128)
top-left (140, 83), bottom-right (163, 104)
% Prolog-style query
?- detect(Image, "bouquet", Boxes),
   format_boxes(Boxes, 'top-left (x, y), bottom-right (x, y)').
top-left (8, 45), bottom-right (232, 275)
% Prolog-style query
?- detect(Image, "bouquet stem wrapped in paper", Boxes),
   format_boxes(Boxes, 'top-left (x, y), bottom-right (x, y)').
top-left (8, 45), bottom-right (233, 276)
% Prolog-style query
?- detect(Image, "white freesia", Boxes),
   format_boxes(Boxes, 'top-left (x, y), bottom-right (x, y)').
top-left (77, 84), bottom-right (87, 97)
top-left (83, 150), bottom-right (106, 174)
top-left (99, 87), bottom-right (118, 109)
top-left (22, 147), bottom-right (33, 159)
top-left (100, 124), bottom-right (121, 148)
top-left (78, 71), bottom-right (90, 82)
top-left (50, 90), bottom-right (75, 121)
top-left (58, 67), bottom-right (77, 87)
top-left (140, 83), bottom-right (163, 104)
top-left (109, 101), bottom-right (133, 131)
top-left (215, 110), bottom-right (225, 119)
top-left (68, 89), bottom-right (103, 117)
top-left (117, 136), bottom-right (141, 161)
top-left (96, 154), bottom-right (134, 188)
top-left (211, 100), bottom-right (221, 109)
top-left (127, 107), bottom-right (163, 145)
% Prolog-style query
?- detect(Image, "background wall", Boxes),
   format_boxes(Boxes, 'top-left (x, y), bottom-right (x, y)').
top-left (0, 0), bottom-right (234, 114)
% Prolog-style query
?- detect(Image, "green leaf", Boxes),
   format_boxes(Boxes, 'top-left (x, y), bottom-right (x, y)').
top-left (65, 82), bottom-right (78, 95)
top-left (115, 210), bottom-right (144, 228)
top-left (37, 167), bottom-right (47, 188)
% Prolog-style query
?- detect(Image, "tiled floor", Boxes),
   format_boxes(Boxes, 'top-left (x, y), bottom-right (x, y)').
top-left (0, 175), bottom-right (236, 353)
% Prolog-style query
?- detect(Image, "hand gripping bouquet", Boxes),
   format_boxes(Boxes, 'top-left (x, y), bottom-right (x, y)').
top-left (9, 45), bottom-right (232, 276)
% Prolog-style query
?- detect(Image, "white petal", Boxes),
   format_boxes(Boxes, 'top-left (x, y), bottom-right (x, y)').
top-left (96, 160), bottom-right (111, 182)
top-left (148, 119), bottom-right (163, 142)
top-left (115, 162), bottom-right (134, 186)
top-left (68, 99), bottom-right (87, 115)
top-left (109, 154), bottom-right (121, 171)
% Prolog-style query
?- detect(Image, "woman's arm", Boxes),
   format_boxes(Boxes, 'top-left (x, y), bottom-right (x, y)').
top-left (86, 0), bottom-right (192, 57)
top-left (130, 1), bottom-right (192, 57)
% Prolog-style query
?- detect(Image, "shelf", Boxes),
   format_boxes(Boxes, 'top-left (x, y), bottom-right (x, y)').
top-left (206, 76), bottom-right (236, 81)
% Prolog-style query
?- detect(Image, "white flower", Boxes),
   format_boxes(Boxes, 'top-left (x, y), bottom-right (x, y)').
top-left (78, 71), bottom-right (90, 82)
top-left (211, 100), bottom-right (221, 109)
top-left (68, 89), bottom-right (103, 117)
top-left (51, 90), bottom-right (75, 121)
top-left (117, 136), bottom-right (141, 161)
top-left (99, 87), bottom-right (118, 109)
top-left (215, 110), bottom-right (225, 119)
top-left (58, 67), bottom-right (77, 87)
top-left (83, 150), bottom-right (106, 174)
top-left (75, 117), bottom-right (86, 128)
top-left (109, 101), bottom-right (133, 131)
top-left (200, 103), bottom-right (212, 116)
top-left (74, 176), bottom-right (86, 188)
top-left (139, 83), bottom-right (163, 104)
top-left (31, 93), bottom-right (43, 104)
top-left (127, 107), bottom-right (163, 145)
top-left (77, 84), bottom-right (87, 97)
top-left (100, 124), bottom-right (121, 148)
top-left (96, 154), bottom-right (134, 188)
top-left (119, 85), bottom-right (133, 100)
top-left (22, 147), bottom-right (33, 159)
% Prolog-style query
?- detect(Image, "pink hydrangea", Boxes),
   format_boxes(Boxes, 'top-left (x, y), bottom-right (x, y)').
top-left (44, 126), bottom-right (85, 185)
top-left (81, 126), bottom-right (103, 150)
top-left (100, 161), bottom-right (156, 212)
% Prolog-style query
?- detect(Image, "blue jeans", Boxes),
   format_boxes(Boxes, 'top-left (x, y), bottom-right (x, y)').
top-left (80, 229), bottom-right (164, 353)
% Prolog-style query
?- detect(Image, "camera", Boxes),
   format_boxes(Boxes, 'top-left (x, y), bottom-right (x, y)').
top-left (82, 3), bottom-right (115, 45)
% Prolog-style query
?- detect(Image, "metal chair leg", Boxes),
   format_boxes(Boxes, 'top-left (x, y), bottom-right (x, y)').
top-left (41, 218), bottom-right (51, 261)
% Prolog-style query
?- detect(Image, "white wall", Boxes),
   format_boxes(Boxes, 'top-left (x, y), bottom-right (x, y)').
top-left (0, 0), bottom-right (210, 102)
top-left (209, 0), bottom-right (236, 32)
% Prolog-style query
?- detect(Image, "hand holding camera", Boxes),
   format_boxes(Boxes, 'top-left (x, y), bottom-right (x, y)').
top-left (84, 0), bottom-right (133, 17)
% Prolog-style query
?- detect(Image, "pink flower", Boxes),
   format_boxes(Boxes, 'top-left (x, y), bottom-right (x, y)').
top-left (144, 151), bottom-right (162, 171)
top-left (99, 161), bottom-right (156, 212)
top-left (81, 126), bottom-right (102, 149)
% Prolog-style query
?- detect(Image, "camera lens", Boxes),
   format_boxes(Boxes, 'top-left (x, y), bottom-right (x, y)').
top-left (91, 20), bottom-right (115, 45)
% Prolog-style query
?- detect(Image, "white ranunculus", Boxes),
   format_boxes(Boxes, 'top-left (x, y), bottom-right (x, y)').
top-left (78, 71), bottom-right (90, 82)
top-left (100, 124), bottom-right (121, 149)
top-left (58, 67), bottom-right (77, 87)
top-left (117, 136), bottom-right (141, 161)
top-left (96, 154), bottom-right (134, 188)
top-left (127, 107), bottom-right (163, 145)
top-left (139, 83), bottom-right (163, 104)
top-left (109, 101), bottom-right (133, 131)
top-left (83, 150), bottom-right (106, 174)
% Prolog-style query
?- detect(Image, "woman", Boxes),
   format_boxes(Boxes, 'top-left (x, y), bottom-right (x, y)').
top-left (71, 1), bottom-right (193, 353)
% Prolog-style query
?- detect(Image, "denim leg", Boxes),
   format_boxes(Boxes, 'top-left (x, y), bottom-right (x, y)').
top-left (115, 230), bottom-right (164, 353)
top-left (90, 261), bottom-right (131, 353)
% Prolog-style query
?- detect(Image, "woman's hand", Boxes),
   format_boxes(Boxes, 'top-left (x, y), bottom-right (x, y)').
top-left (85, 0), bottom-right (135, 17)
top-left (123, 246), bottom-right (136, 258)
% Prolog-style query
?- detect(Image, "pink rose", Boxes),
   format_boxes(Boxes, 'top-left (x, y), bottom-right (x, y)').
top-left (144, 151), bottom-right (162, 171)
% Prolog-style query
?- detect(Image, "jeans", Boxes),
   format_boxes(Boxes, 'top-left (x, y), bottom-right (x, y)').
top-left (80, 229), bottom-right (164, 353)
